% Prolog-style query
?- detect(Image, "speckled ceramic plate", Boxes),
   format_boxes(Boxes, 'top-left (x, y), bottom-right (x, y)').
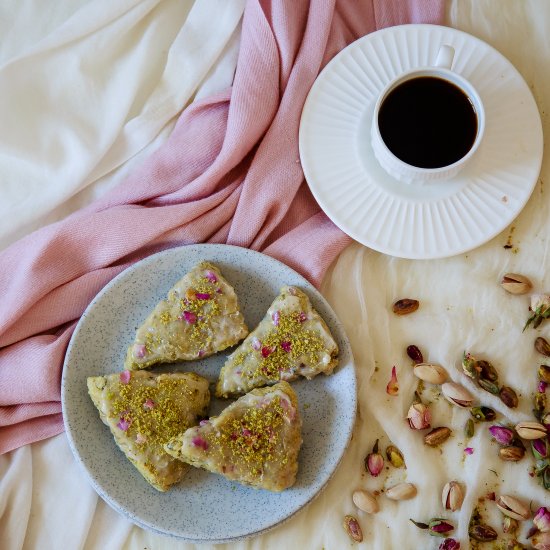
top-left (61, 244), bottom-right (356, 543)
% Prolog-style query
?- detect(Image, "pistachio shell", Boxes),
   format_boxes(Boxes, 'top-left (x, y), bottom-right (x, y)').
top-left (496, 494), bottom-right (530, 521)
top-left (515, 421), bottom-right (547, 440)
top-left (500, 273), bottom-right (533, 295)
top-left (441, 382), bottom-right (474, 408)
top-left (413, 363), bottom-right (448, 385)
top-left (352, 490), bottom-right (379, 514)
top-left (442, 481), bottom-right (464, 511)
top-left (385, 482), bottom-right (417, 501)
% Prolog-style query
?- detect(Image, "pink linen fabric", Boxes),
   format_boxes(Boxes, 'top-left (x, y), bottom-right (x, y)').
top-left (0, 0), bottom-right (444, 454)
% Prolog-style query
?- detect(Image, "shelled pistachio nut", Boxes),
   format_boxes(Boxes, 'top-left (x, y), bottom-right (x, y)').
top-left (539, 365), bottom-right (550, 384)
top-left (500, 273), bottom-right (533, 294)
top-left (385, 482), bottom-right (417, 501)
top-left (441, 382), bottom-right (474, 408)
top-left (499, 386), bottom-right (519, 408)
top-left (499, 446), bottom-right (525, 461)
top-left (413, 363), bottom-right (448, 385)
top-left (535, 337), bottom-right (550, 357)
top-left (496, 495), bottom-right (530, 521)
top-left (424, 427), bottom-right (452, 446)
top-left (386, 445), bottom-right (406, 468)
top-left (442, 481), bottom-right (464, 512)
top-left (352, 490), bottom-right (379, 514)
top-left (515, 421), bottom-right (547, 440)
top-left (470, 406), bottom-right (496, 422)
top-left (343, 515), bottom-right (363, 542)
top-left (469, 523), bottom-right (498, 542)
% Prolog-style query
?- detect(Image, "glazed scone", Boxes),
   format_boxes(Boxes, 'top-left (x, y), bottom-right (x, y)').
top-left (215, 286), bottom-right (338, 398)
top-left (124, 262), bottom-right (248, 370)
top-left (164, 381), bottom-right (302, 492)
top-left (87, 370), bottom-right (210, 491)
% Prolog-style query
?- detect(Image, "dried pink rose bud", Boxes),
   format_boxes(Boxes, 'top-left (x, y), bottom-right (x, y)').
top-left (133, 344), bottom-right (147, 358)
top-left (533, 438), bottom-right (549, 460)
top-left (181, 310), bottom-right (197, 324)
top-left (272, 310), bottom-right (280, 326)
top-left (143, 399), bottom-right (155, 410)
top-left (281, 341), bottom-right (292, 353)
top-left (365, 439), bottom-right (384, 477)
top-left (488, 425), bottom-right (515, 446)
top-left (261, 346), bottom-right (273, 358)
top-left (204, 270), bottom-right (218, 283)
top-left (195, 292), bottom-right (210, 300)
top-left (192, 436), bottom-right (208, 450)
top-left (119, 370), bottom-right (131, 384)
top-left (535, 507), bottom-right (550, 533)
top-left (429, 519), bottom-right (454, 537)
top-left (439, 539), bottom-right (460, 550)
top-left (386, 366), bottom-right (399, 396)
top-left (407, 402), bottom-right (431, 430)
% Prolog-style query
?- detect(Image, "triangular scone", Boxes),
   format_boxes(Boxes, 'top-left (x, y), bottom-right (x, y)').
top-left (87, 370), bottom-right (210, 491)
top-left (215, 286), bottom-right (338, 398)
top-left (164, 381), bottom-right (302, 492)
top-left (124, 262), bottom-right (248, 370)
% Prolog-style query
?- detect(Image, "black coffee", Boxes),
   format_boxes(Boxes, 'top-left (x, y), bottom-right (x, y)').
top-left (378, 76), bottom-right (478, 169)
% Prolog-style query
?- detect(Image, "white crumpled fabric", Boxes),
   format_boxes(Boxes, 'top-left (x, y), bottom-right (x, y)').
top-left (1, 1), bottom-right (550, 549)
top-left (0, 0), bottom-right (244, 251)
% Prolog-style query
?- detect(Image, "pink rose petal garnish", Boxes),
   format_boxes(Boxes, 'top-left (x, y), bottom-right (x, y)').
top-left (198, 349), bottom-right (206, 358)
top-left (195, 292), bottom-right (210, 300)
top-left (539, 381), bottom-right (548, 393)
top-left (386, 366), bottom-right (399, 396)
top-left (281, 340), bottom-right (292, 353)
top-left (298, 312), bottom-right (307, 323)
top-left (133, 344), bottom-right (147, 359)
top-left (135, 433), bottom-right (147, 444)
top-left (117, 416), bottom-right (131, 431)
top-left (119, 370), bottom-right (131, 384)
top-left (204, 270), bottom-right (218, 283)
top-left (216, 287), bottom-right (223, 294)
top-left (143, 399), bottom-right (155, 410)
top-left (242, 428), bottom-right (252, 437)
top-left (251, 337), bottom-right (261, 351)
top-left (192, 436), bottom-right (208, 450)
top-left (464, 447), bottom-right (474, 455)
top-left (261, 346), bottom-right (273, 358)
top-left (181, 310), bottom-right (197, 324)
top-left (272, 310), bottom-right (280, 326)
top-left (199, 419), bottom-right (210, 426)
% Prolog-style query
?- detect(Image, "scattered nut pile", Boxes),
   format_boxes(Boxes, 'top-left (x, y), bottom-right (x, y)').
top-left (343, 274), bottom-right (550, 549)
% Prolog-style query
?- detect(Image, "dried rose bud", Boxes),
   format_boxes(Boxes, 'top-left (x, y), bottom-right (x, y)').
top-left (365, 439), bottom-right (384, 477)
top-left (532, 438), bottom-right (549, 460)
top-left (532, 531), bottom-right (550, 550)
top-left (534, 507), bottom-right (550, 533)
top-left (489, 425), bottom-right (515, 446)
top-left (410, 518), bottom-right (454, 538)
top-left (429, 519), bottom-right (455, 537)
top-left (407, 344), bottom-right (424, 364)
top-left (439, 539), bottom-right (460, 550)
top-left (407, 402), bottom-right (432, 430)
top-left (499, 386), bottom-right (519, 408)
top-left (386, 366), bottom-right (399, 396)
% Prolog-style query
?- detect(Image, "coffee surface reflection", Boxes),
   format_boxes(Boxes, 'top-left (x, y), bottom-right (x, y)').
top-left (378, 76), bottom-right (478, 169)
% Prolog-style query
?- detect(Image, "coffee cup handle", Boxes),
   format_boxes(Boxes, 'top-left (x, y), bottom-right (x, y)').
top-left (434, 45), bottom-right (455, 70)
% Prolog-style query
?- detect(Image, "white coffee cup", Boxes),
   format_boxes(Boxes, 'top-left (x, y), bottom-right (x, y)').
top-left (371, 45), bottom-right (484, 184)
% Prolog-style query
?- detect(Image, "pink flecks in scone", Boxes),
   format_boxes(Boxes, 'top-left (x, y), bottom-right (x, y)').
top-left (133, 344), bottom-right (147, 359)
